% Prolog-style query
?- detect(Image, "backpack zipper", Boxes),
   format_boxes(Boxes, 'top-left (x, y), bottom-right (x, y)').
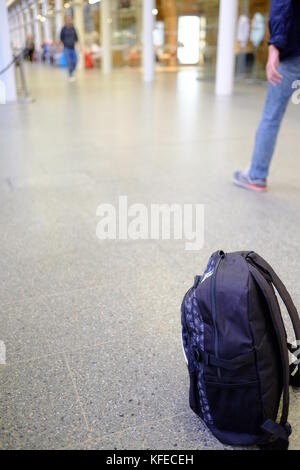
top-left (211, 251), bottom-right (225, 378)
top-left (181, 276), bottom-right (200, 336)
top-left (181, 288), bottom-right (192, 339)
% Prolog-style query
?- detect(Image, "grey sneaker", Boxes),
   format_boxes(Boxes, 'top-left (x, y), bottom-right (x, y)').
top-left (233, 170), bottom-right (267, 192)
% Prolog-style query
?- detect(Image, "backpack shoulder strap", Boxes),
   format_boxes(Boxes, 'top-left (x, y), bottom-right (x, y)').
top-left (247, 252), bottom-right (300, 387)
top-left (248, 264), bottom-right (291, 449)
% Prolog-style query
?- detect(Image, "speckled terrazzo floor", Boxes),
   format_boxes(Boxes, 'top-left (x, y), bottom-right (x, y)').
top-left (0, 64), bottom-right (299, 449)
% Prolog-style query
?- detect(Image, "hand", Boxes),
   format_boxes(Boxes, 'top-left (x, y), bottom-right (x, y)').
top-left (266, 45), bottom-right (282, 86)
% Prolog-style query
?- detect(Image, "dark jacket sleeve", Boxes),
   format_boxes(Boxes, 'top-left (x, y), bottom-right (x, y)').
top-left (60, 27), bottom-right (65, 43)
top-left (268, 0), bottom-right (293, 50)
top-left (74, 28), bottom-right (78, 43)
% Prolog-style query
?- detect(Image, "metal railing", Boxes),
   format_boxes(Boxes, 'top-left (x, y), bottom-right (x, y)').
top-left (0, 49), bottom-right (22, 76)
top-left (0, 48), bottom-right (34, 103)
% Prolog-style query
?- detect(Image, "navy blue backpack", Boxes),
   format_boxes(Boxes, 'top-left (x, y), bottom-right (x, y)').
top-left (181, 251), bottom-right (300, 449)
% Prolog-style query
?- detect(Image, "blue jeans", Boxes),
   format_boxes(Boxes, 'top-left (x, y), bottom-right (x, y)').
top-left (64, 47), bottom-right (77, 76)
top-left (249, 56), bottom-right (300, 180)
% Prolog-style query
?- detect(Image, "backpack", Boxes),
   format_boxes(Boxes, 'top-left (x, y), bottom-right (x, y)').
top-left (181, 250), bottom-right (300, 449)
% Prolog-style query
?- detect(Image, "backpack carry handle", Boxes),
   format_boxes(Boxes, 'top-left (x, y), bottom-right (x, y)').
top-left (247, 251), bottom-right (300, 387)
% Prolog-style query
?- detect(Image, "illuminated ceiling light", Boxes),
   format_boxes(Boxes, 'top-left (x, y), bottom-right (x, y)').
top-left (152, 8), bottom-right (158, 15)
top-left (40, 17), bottom-right (46, 23)
top-left (64, 2), bottom-right (70, 8)
top-left (88, 0), bottom-right (101, 4)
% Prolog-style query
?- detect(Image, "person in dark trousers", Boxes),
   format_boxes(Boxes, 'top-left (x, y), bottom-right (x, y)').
top-left (24, 35), bottom-right (35, 62)
top-left (234, 0), bottom-right (300, 192)
top-left (60, 15), bottom-right (78, 81)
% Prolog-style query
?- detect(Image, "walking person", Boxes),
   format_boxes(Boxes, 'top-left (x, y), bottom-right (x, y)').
top-left (234, 0), bottom-right (300, 192)
top-left (24, 35), bottom-right (35, 62)
top-left (60, 15), bottom-right (79, 81)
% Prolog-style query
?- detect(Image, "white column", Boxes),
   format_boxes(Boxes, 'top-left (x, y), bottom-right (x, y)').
top-left (10, 10), bottom-right (18, 49)
top-left (17, 5), bottom-right (26, 47)
top-left (0, 0), bottom-right (17, 102)
top-left (15, 10), bottom-right (22, 48)
top-left (73, 0), bottom-right (84, 46)
top-left (73, 0), bottom-right (85, 70)
top-left (100, 0), bottom-right (112, 74)
top-left (13, 9), bottom-right (21, 49)
top-left (143, 0), bottom-right (154, 82)
top-left (8, 10), bottom-right (13, 35)
top-left (41, 0), bottom-right (51, 42)
top-left (31, 1), bottom-right (41, 57)
top-left (215, 0), bottom-right (238, 96)
top-left (23, 1), bottom-right (32, 36)
top-left (54, 0), bottom-right (63, 40)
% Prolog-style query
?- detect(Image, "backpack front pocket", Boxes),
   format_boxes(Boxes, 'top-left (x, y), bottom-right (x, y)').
top-left (205, 379), bottom-right (263, 434)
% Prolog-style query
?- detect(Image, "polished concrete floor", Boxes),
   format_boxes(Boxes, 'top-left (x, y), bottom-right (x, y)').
top-left (0, 64), bottom-right (299, 450)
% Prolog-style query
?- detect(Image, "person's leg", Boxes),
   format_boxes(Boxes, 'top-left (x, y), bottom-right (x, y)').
top-left (70, 49), bottom-right (77, 74)
top-left (248, 58), bottom-right (299, 180)
top-left (64, 48), bottom-right (73, 76)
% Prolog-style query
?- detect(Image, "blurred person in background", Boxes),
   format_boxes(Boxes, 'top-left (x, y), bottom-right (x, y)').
top-left (234, 0), bottom-right (300, 192)
top-left (41, 41), bottom-right (49, 62)
top-left (60, 15), bottom-right (79, 81)
top-left (24, 35), bottom-right (34, 62)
